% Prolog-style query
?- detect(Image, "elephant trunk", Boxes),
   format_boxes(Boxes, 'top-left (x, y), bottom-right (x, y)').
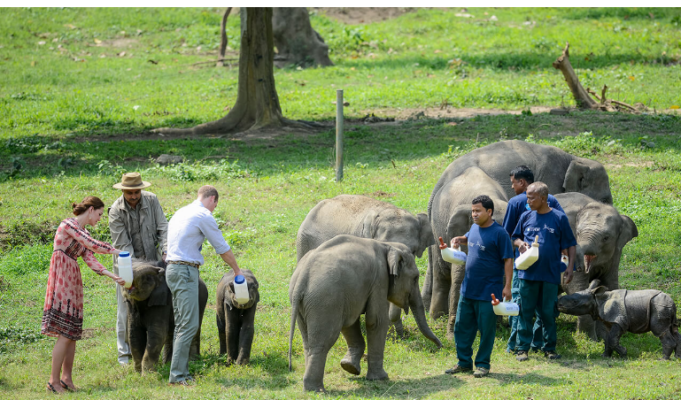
top-left (409, 284), bottom-right (443, 349)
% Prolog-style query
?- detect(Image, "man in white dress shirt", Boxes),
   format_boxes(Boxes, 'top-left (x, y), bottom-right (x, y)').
top-left (165, 185), bottom-right (241, 385)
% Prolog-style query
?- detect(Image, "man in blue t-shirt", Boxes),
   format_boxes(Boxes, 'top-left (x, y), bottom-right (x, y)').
top-left (504, 166), bottom-right (565, 354)
top-left (512, 182), bottom-right (576, 362)
top-left (444, 195), bottom-right (513, 378)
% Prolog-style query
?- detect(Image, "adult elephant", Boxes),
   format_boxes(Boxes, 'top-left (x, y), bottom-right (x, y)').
top-left (288, 235), bottom-right (442, 392)
top-left (296, 194), bottom-right (435, 262)
top-left (555, 192), bottom-right (638, 340)
top-left (422, 167), bottom-right (509, 335)
top-left (428, 141), bottom-right (613, 217)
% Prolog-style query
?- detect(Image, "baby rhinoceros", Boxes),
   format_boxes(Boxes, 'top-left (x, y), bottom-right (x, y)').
top-left (216, 269), bottom-right (260, 365)
top-left (558, 279), bottom-right (681, 359)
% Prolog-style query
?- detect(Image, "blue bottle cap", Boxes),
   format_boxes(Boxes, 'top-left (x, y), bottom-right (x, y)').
top-left (234, 274), bottom-right (245, 284)
top-left (119, 251), bottom-right (130, 257)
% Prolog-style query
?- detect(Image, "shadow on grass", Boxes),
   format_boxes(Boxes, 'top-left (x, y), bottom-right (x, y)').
top-left (328, 374), bottom-right (465, 398)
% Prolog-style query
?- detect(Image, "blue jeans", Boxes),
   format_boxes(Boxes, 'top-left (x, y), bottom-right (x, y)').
top-left (454, 296), bottom-right (497, 370)
top-left (507, 269), bottom-right (544, 351)
top-left (517, 279), bottom-right (559, 353)
top-left (166, 263), bottom-right (200, 383)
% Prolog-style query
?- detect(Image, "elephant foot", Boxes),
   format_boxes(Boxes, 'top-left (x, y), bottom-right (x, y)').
top-left (303, 384), bottom-right (326, 393)
top-left (340, 358), bottom-right (361, 375)
top-left (366, 369), bottom-right (389, 381)
top-left (601, 352), bottom-right (612, 358)
top-left (235, 357), bottom-right (249, 365)
top-left (390, 320), bottom-right (404, 339)
top-left (446, 321), bottom-right (455, 341)
top-left (614, 346), bottom-right (627, 357)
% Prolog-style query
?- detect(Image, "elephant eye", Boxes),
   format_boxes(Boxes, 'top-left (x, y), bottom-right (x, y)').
top-left (602, 236), bottom-right (609, 242)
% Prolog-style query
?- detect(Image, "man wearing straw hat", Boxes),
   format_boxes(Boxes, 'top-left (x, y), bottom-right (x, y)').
top-left (109, 172), bottom-right (168, 365)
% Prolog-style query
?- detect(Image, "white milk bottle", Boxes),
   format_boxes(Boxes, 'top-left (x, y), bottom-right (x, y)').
top-left (491, 294), bottom-right (519, 316)
top-left (233, 274), bottom-right (250, 305)
top-left (515, 236), bottom-right (539, 270)
top-left (117, 251), bottom-right (133, 289)
top-left (438, 237), bottom-right (467, 266)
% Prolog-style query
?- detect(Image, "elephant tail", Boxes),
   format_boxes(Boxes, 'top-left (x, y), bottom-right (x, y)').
top-left (288, 296), bottom-right (300, 372)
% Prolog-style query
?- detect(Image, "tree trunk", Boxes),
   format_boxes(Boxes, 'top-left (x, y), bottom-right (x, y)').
top-left (153, 8), bottom-right (292, 135)
top-left (216, 7), bottom-right (233, 67)
top-left (552, 42), bottom-right (598, 109)
top-left (272, 7), bottom-right (333, 68)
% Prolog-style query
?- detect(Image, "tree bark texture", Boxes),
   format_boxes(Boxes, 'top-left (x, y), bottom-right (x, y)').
top-left (153, 8), bottom-right (289, 135)
top-left (217, 7), bottom-right (233, 67)
top-left (272, 7), bottom-right (333, 68)
top-left (552, 42), bottom-right (598, 109)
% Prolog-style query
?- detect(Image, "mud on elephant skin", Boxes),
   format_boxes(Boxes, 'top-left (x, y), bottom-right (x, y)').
top-left (428, 141), bottom-right (613, 218)
top-left (558, 280), bottom-right (681, 359)
top-left (288, 235), bottom-right (442, 392)
top-left (421, 167), bottom-right (509, 336)
top-left (124, 260), bottom-right (208, 373)
top-left (296, 194), bottom-right (435, 262)
top-left (555, 192), bottom-right (638, 340)
top-left (296, 194), bottom-right (436, 340)
top-left (216, 269), bottom-right (260, 365)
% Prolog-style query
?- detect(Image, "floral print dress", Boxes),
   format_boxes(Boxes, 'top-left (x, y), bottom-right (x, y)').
top-left (41, 218), bottom-right (117, 340)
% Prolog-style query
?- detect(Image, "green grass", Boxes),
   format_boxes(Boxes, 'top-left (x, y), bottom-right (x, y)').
top-left (2, 7), bottom-right (681, 399)
top-left (1, 7), bottom-right (680, 140)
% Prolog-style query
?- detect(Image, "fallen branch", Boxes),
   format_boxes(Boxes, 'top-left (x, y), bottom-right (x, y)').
top-left (190, 58), bottom-right (238, 66)
top-left (217, 7), bottom-right (233, 67)
top-left (611, 100), bottom-right (637, 111)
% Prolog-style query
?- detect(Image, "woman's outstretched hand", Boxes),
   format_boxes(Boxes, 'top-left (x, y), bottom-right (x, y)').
top-left (112, 275), bottom-right (125, 286)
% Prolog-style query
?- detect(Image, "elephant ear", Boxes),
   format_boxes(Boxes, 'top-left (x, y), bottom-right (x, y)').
top-left (359, 210), bottom-right (380, 239)
top-left (148, 268), bottom-right (169, 307)
top-left (387, 246), bottom-right (407, 277)
top-left (563, 159), bottom-right (590, 192)
top-left (446, 205), bottom-right (472, 242)
top-left (587, 279), bottom-right (602, 290)
top-left (416, 213), bottom-right (436, 258)
top-left (617, 215), bottom-right (638, 250)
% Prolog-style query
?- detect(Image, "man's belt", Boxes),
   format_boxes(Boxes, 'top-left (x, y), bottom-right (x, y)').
top-left (169, 260), bottom-right (200, 269)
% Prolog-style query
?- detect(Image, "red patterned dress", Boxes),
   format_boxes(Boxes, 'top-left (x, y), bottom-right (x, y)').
top-left (41, 218), bottom-right (117, 340)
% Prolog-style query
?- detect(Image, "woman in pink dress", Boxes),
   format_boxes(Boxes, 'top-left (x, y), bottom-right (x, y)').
top-left (41, 196), bottom-right (124, 394)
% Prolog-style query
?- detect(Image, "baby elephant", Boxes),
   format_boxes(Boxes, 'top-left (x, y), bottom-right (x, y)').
top-left (124, 260), bottom-right (209, 372)
top-left (289, 235), bottom-right (442, 392)
top-left (216, 269), bottom-right (260, 365)
top-left (558, 279), bottom-right (681, 359)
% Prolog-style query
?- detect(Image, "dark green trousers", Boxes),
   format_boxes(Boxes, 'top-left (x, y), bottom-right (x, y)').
top-left (454, 296), bottom-right (497, 370)
top-left (517, 279), bottom-right (559, 352)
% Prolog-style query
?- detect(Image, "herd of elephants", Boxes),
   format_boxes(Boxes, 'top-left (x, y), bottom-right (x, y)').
top-left (127, 140), bottom-right (680, 392)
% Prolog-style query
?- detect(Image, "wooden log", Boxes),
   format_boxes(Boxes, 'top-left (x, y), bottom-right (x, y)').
top-left (552, 43), bottom-right (598, 109)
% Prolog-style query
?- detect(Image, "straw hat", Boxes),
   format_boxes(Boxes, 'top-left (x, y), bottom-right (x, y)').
top-left (113, 172), bottom-right (152, 190)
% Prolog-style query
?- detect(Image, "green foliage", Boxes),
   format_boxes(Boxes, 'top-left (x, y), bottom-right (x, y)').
top-left (146, 159), bottom-right (249, 182)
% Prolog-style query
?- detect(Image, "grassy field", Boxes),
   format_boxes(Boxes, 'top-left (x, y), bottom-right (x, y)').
top-left (2, 7), bottom-right (681, 400)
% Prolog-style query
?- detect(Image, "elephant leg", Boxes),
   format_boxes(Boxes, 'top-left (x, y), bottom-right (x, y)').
top-left (577, 315), bottom-right (598, 341)
top-left (421, 245), bottom-right (434, 311)
top-left (388, 303), bottom-right (404, 339)
top-left (217, 310), bottom-right (227, 356)
top-left (128, 322), bottom-right (147, 373)
top-left (446, 263), bottom-right (466, 339)
top-left (236, 306), bottom-right (256, 365)
top-left (365, 299), bottom-right (389, 381)
top-left (226, 310), bottom-right (242, 364)
top-left (429, 254), bottom-right (451, 320)
top-left (302, 316), bottom-right (340, 393)
top-left (674, 330), bottom-right (681, 358)
top-left (340, 318), bottom-right (365, 375)
top-left (162, 323), bottom-right (173, 365)
top-left (142, 329), bottom-right (165, 372)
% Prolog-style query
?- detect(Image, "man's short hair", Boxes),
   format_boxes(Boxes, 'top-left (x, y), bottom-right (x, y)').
top-left (198, 185), bottom-right (219, 201)
top-left (527, 182), bottom-right (549, 199)
top-left (510, 165), bottom-right (534, 184)
top-left (472, 195), bottom-right (494, 216)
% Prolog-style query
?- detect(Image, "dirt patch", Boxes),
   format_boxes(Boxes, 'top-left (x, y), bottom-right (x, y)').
top-left (364, 106), bottom-right (556, 120)
top-left (81, 327), bottom-right (107, 340)
top-left (368, 190), bottom-right (396, 199)
top-left (99, 38), bottom-right (138, 48)
top-left (603, 161), bottom-right (654, 170)
top-left (312, 7), bottom-right (416, 24)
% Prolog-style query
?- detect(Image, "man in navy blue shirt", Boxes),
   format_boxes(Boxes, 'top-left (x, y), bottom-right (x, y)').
top-left (504, 166), bottom-right (565, 354)
top-left (445, 195), bottom-right (513, 378)
top-left (512, 182), bottom-right (576, 362)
